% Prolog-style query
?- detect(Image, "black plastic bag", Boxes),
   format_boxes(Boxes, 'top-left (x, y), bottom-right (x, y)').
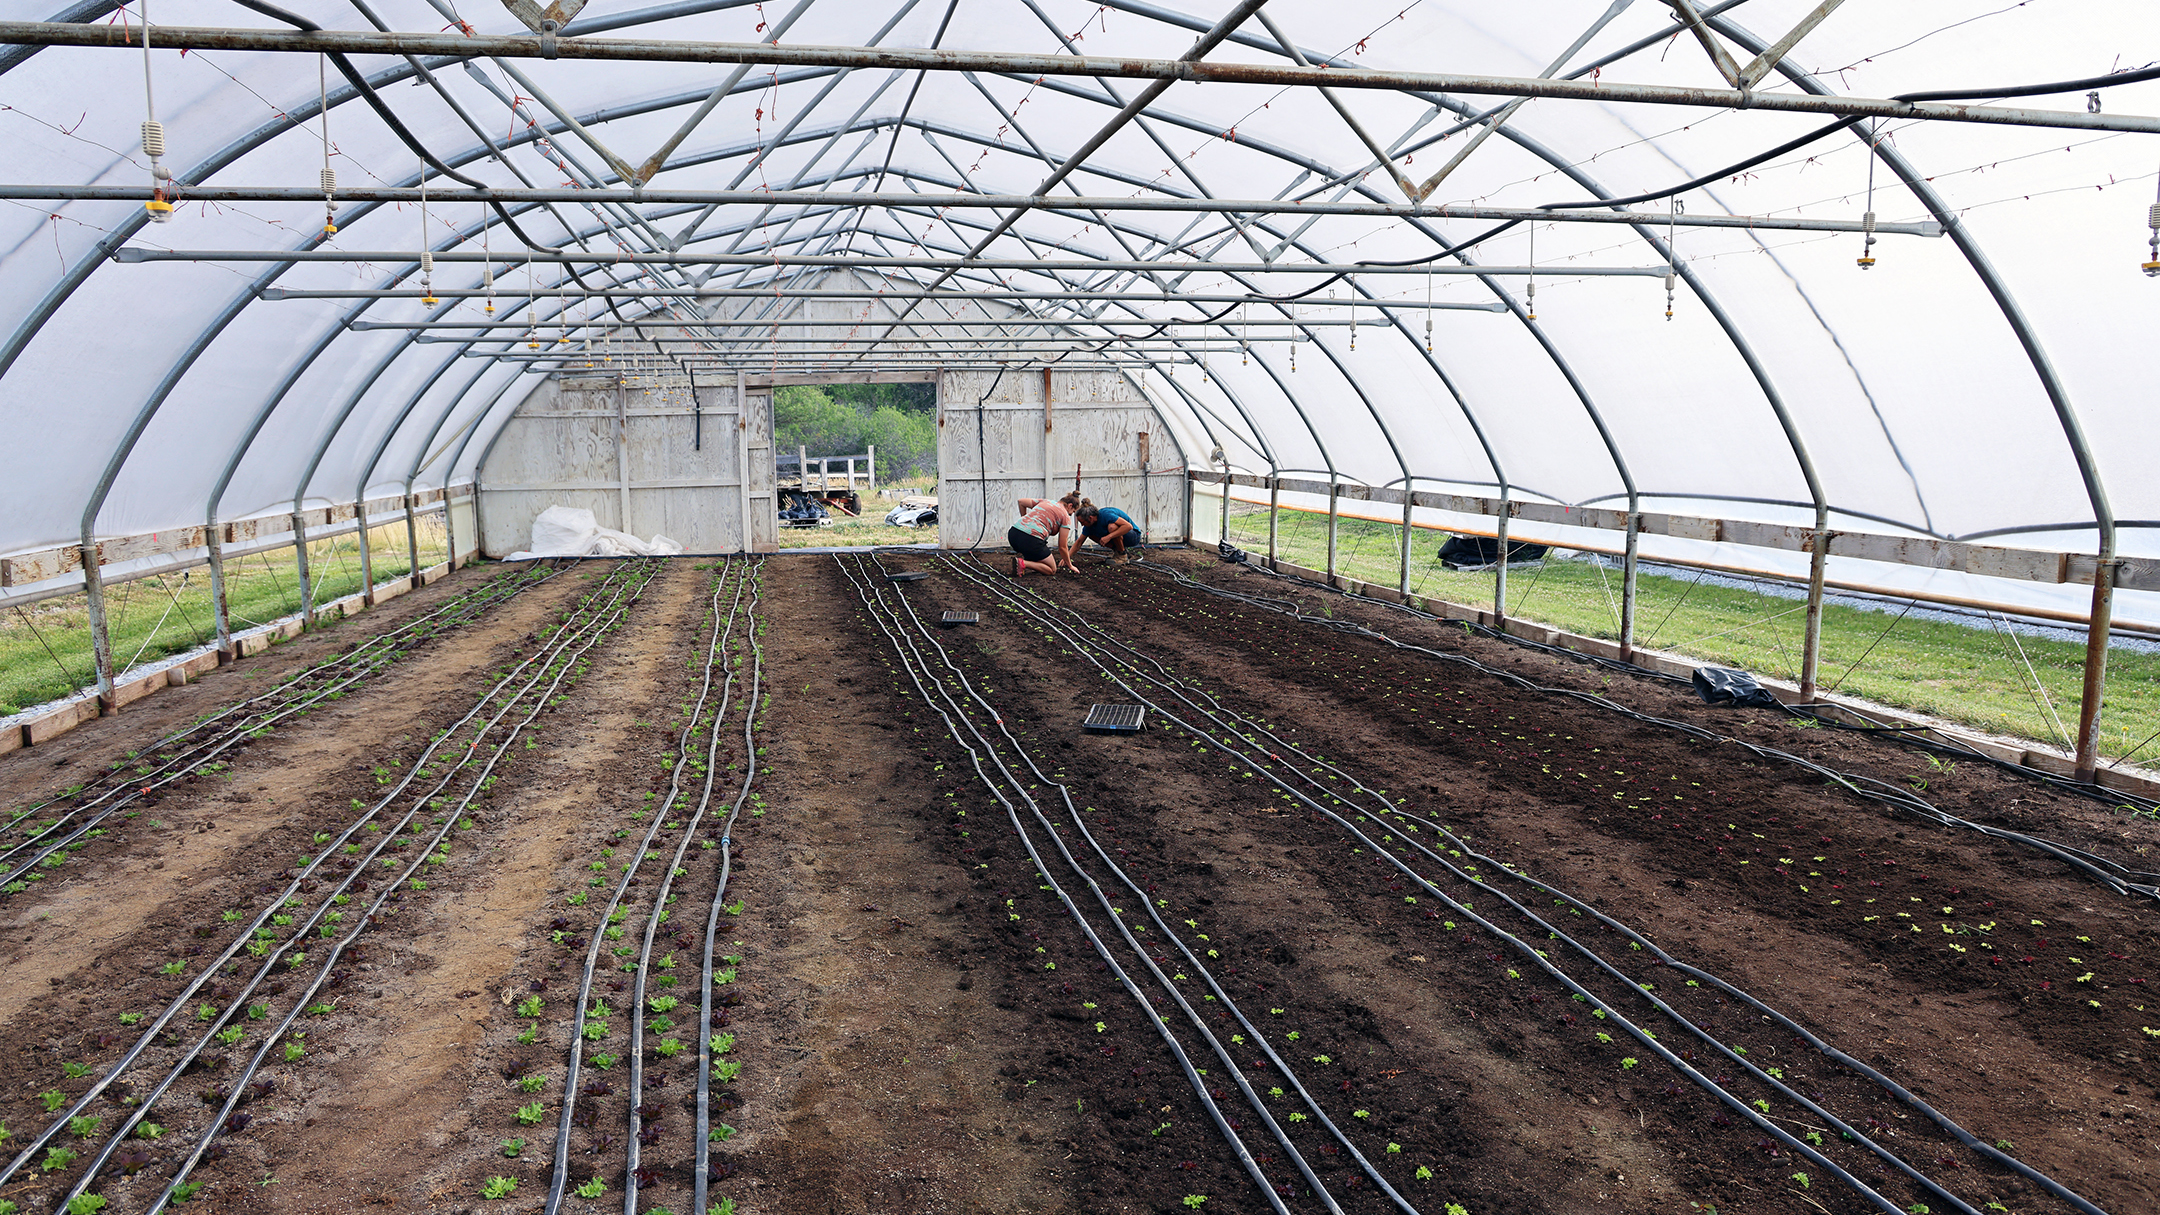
top-left (1437, 534), bottom-right (1549, 567)
top-left (1691, 666), bottom-right (1782, 709)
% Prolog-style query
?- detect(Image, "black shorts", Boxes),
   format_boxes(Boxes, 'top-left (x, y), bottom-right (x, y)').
top-left (1008, 527), bottom-right (1053, 562)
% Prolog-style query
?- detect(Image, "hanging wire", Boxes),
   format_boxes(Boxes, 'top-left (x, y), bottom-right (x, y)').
top-left (1240, 301), bottom-right (1249, 366)
top-left (1986, 610), bottom-right (2075, 752)
top-left (11, 604), bottom-right (89, 692)
top-left (138, 0), bottom-right (173, 222)
top-left (525, 247), bottom-right (538, 349)
top-left (1664, 198), bottom-right (1680, 321)
top-left (1423, 251), bottom-right (1433, 351)
top-left (1525, 222), bottom-right (1537, 320)
top-left (1826, 597), bottom-right (1920, 694)
top-left (418, 160), bottom-right (437, 306)
top-left (318, 53), bottom-right (336, 237)
top-left (482, 223), bottom-right (495, 314)
top-left (1858, 121), bottom-right (1881, 269)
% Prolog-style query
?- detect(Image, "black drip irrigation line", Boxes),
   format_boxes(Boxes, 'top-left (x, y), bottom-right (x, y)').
top-left (135, 560), bottom-right (660, 1215)
top-left (970, 555), bottom-right (2106, 1215)
top-left (4, 561), bottom-right (547, 836)
top-left (837, 552), bottom-right (1352, 1215)
top-left (692, 559), bottom-right (766, 1215)
top-left (1, 560), bottom-right (653, 1213)
top-left (1198, 555), bottom-right (2160, 901)
top-left (954, 556), bottom-right (1920, 1207)
top-left (539, 558), bottom-right (764, 1215)
top-left (0, 562), bottom-right (560, 892)
top-left (628, 560), bottom-right (763, 1215)
top-left (1242, 545), bottom-right (2160, 818)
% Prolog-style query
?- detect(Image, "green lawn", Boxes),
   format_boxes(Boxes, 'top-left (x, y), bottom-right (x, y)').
top-left (1204, 493), bottom-right (2160, 771)
top-left (1, 519), bottom-right (449, 717)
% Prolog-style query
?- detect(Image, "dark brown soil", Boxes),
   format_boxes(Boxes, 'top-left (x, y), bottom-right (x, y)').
top-left (0, 551), bottom-right (2152, 1215)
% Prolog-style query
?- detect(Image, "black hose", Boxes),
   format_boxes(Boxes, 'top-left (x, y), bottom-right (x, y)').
top-left (1218, 559), bottom-right (2160, 897)
top-left (836, 553), bottom-right (1307, 1214)
top-left (543, 560), bottom-right (749, 1215)
top-left (0, 564), bottom-right (556, 890)
top-left (693, 561), bottom-right (766, 1215)
top-left (30, 561), bottom-right (653, 1210)
top-left (139, 563), bottom-right (658, 1215)
top-left (965, 555), bottom-right (2023, 1215)
top-left (226, 0), bottom-right (562, 253)
top-left (1893, 61), bottom-right (2160, 104)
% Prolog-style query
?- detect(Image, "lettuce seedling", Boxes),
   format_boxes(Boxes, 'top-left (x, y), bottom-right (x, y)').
top-left (40, 1145), bottom-right (77, 1171)
top-left (480, 1177), bottom-right (517, 1199)
top-left (515, 1076), bottom-right (546, 1094)
top-left (515, 1101), bottom-right (544, 1125)
top-left (500, 1138), bottom-right (525, 1158)
top-left (574, 1178), bottom-right (606, 1200)
top-left (40, 1090), bottom-right (66, 1112)
top-left (67, 1115), bottom-right (102, 1138)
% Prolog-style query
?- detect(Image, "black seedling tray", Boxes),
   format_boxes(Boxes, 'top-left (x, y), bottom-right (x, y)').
top-left (940, 610), bottom-right (980, 626)
top-left (1083, 703), bottom-right (1146, 733)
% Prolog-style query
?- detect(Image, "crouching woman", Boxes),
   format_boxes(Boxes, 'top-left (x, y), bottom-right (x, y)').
top-left (1009, 492), bottom-right (1080, 576)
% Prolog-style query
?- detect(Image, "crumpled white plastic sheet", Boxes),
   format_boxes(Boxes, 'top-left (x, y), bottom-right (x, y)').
top-left (507, 505), bottom-right (684, 560)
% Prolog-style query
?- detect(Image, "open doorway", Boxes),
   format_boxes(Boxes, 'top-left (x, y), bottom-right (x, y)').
top-left (771, 380), bottom-right (939, 547)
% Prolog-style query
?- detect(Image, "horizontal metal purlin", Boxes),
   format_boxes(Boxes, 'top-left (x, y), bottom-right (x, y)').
top-left (265, 288), bottom-right (1520, 305)
top-left (114, 218), bottom-right (1933, 265)
top-left (61, 189), bottom-right (1944, 233)
top-left (2, 22), bottom-right (2150, 134)
top-left (1187, 469), bottom-right (2143, 590)
top-left (357, 318), bottom-right (1470, 328)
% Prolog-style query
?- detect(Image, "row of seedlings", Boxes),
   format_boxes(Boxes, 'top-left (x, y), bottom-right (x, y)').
top-left (512, 557), bottom-right (766, 1215)
top-left (0, 558), bottom-right (660, 1215)
top-left (962, 553), bottom-right (2108, 1215)
top-left (837, 551), bottom-right (1388, 1215)
top-left (1, 562), bottom-right (562, 895)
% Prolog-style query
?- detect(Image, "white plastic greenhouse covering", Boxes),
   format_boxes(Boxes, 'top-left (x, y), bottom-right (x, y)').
top-left (0, 3), bottom-right (2155, 618)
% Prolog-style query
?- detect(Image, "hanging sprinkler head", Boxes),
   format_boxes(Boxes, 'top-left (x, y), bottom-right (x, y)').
top-left (1857, 211), bottom-right (1878, 269)
top-left (1664, 270), bottom-right (1677, 321)
top-left (142, 119), bottom-right (174, 223)
top-left (482, 262), bottom-right (495, 314)
top-left (319, 166), bottom-right (337, 236)
top-left (2144, 202), bottom-right (2160, 278)
top-left (419, 251), bottom-right (438, 307)
top-left (139, 4), bottom-right (173, 222)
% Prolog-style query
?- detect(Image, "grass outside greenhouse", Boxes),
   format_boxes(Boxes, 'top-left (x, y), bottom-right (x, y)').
top-left (8, 497), bottom-right (2159, 774)
top-left (1203, 492), bottom-right (2160, 773)
top-left (0, 517), bottom-right (450, 717)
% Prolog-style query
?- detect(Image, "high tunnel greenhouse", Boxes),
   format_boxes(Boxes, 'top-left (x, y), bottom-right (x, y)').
top-left (0, 2), bottom-right (2157, 1213)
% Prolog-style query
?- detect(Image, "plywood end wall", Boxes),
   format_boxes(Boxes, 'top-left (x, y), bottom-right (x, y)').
top-left (477, 375), bottom-right (775, 555)
top-left (935, 369), bottom-right (1189, 550)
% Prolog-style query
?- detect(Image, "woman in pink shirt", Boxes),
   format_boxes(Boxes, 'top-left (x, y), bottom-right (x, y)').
top-left (1009, 492), bottom-right (1080, 576)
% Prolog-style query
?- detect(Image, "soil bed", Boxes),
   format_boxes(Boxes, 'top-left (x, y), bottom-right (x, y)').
top-left (0, 552), bottom-right (2150, 1215)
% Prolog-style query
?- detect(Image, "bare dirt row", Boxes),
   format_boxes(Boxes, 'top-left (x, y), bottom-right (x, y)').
top-left (0, 552), bottom-right (2151, 1215)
